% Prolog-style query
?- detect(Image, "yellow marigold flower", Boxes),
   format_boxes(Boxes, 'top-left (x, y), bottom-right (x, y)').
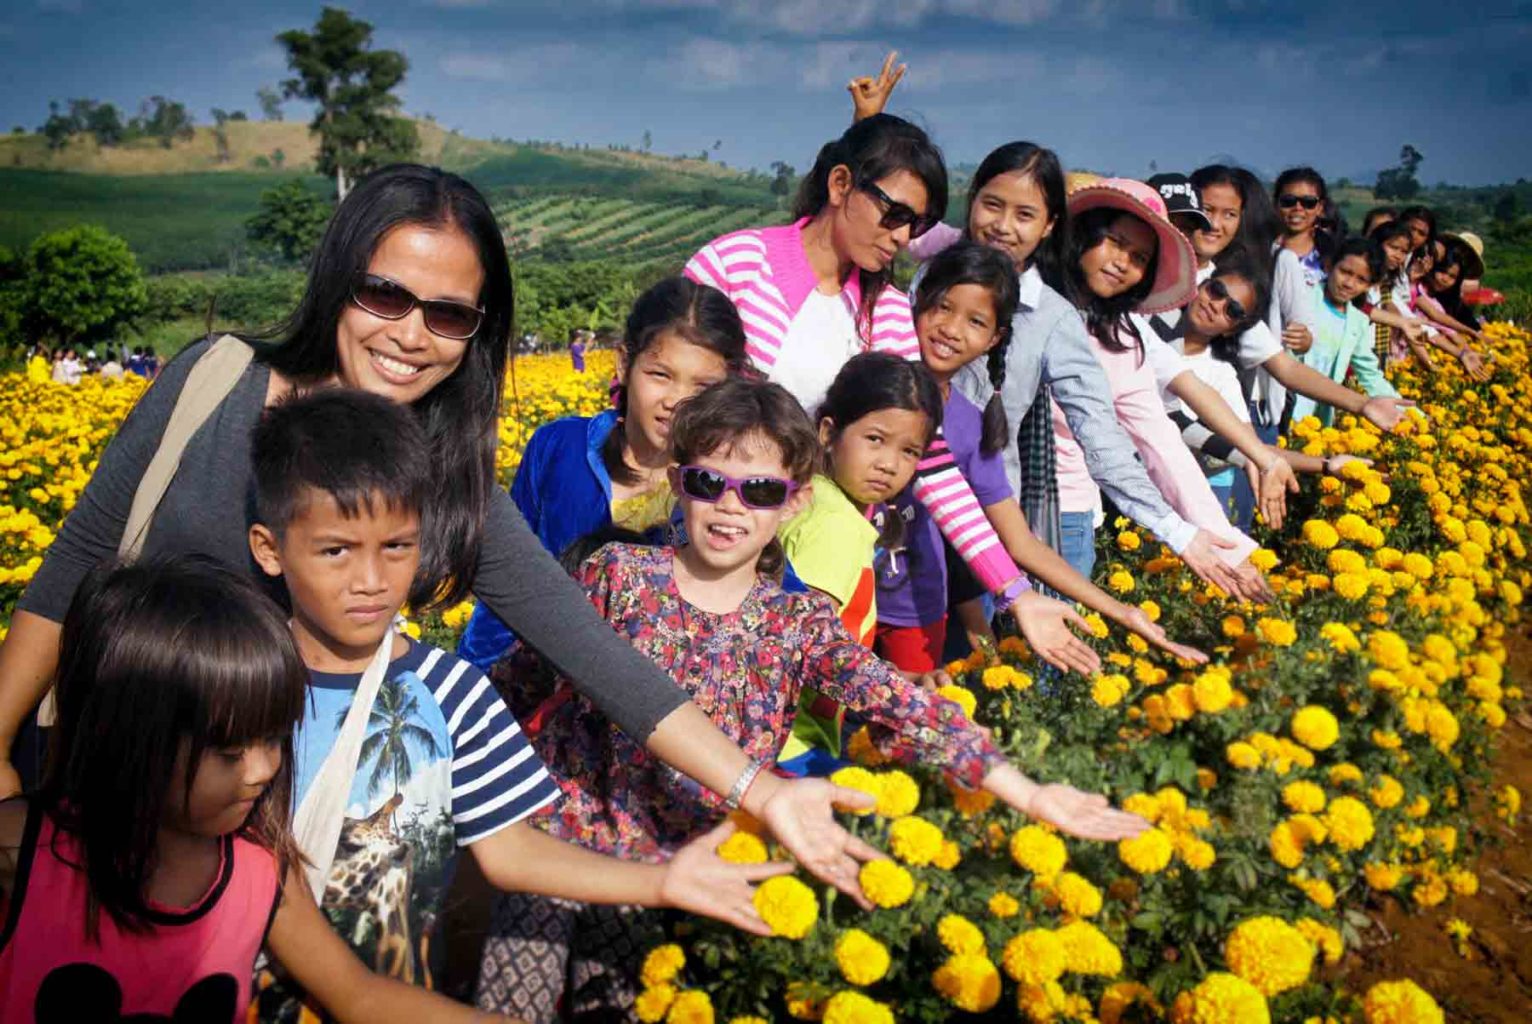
top-left (873, 770), bottom-right (920, 817)
top-left (932, 954), bottom-right (1002, 1012)
top-left (1414, 872), bottom-right (1448, 907)
top-left (821, 990), bottom-right (894, 1024)
top-left (858, 860), bottom-right (914, 908)
top-left (1092, 672), bottom-right (1132, 708)
top-left (1177, 835), bottom-right (1217, 870)
top-left (785, 983), bottom-right (827, 1021)
top-left (1282, 781), bottom-right (1327, 814)
top-left (933, 839), bottom-right (962, 870)
top-left (828, 767), bottom-right (879, 815)
top-left (1373, 729), bottom-right (1403, 750)
top-left (948, 780), bottom-right (997, 817)
top-left (667, 989), bottom-right (714, 1024)
top-left (1401, 552), bottom-right (1434, 579)
top-left (636, 985), bottom-right (677, 1023)
top-left (717, 831), bottom-right (768, 864)
top-left (1324, 797), bottom-right (1375, 851)
top-left (1165, 683), bottom-right (1197, 721)
top-left (935, 913), bottom-right (986, 956)
top-left (1196, 767), bottom-right (1218, 791)
top-left (887, 815), bottom-right (944, 867)
top-left (1118, 827), bottom-right (1174, 874)
top-left (981, 664), bottom-right (1018, 690)
top-left (1016, 980), bottom-right (1069, 1022)
top-left (1367, 629), bottom-right (1411, 670)
top-left (833, 928), bottom-right (890, 986)
top-left (1117, 530), bottom-right (1141, 551)
top-left (1297, 918), bottom-right (1344, 965)
top-left (1256, 617), bottom-right (1297, 646)
top-left (1221, 614), bottom-right (1246, 638)
top-left (1365, 862), bottom-right (1404, 891)
top-left (1333, 572), bottom-right (1371, 600)
top-left (1291, 876), bottom-right (1336, 909)
top-left (1170, 972), bottom-right (1270, 1024)
top-left (1250, 547), bottom-right (1279, 571)
top-left (935, 683), bottom-right (977, 720)
top-left (1370, 775), bottom-right (1404, 809)
top-left (1055, 919), bottom-right (1123, 976)
top-left (728, 1018), bottom-right (769, 1024)
top-left (844, 726), bottom-right (887, 767)
top-left (1100, 981), bottom-right (1161, 1024)
top-left (988, 891), bottom-right (1020, 918)
top-left (1447, 868), bottom-right (1480, 896)
top-left (1302, 519), bottom-right (1340, 549)
top-left (640, 944), bottom-right (686, 988)
top-left (752, 875), bottom-right (817, 939)
top-left (1496, 784), bottom-right (1521, 823)
top-left (1362, 979), bottom-right (1444, 1024)
top-left (1327, 548), bottom-right (1367, 574)
top-left (1320, 622), bottom-right (1362, 653)
top-left (1405, 794), bottom-right (1430, 818)
top-left (1425, 704), bottom-right (1460, 751)
top-left (1139, 598), bottom-right (1161, 622)
top-left (1053, 871), bottom-right (1103, 918)
top-left (1010, 824), bottom-right (1068, 879)
top-left (1224, 916), bottom-right (1315, 996)
top-left (1329, 763), bottom-right (1363, 786)
top-left (1269, 821), bottom-right (1307, 868)
top-left (1226, 741), bottom-right (1261, 770)
top-left (1290, 706), bottom-right (1340, 750)
top-left (1122, 792), bottom-right (1161, 823)
top-left (1002, 928), bottom-right (1067, 986)
top-left (1107, 569), bottom-right (1135, 594)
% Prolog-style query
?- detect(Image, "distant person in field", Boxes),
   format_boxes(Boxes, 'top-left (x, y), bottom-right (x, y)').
top-left (569, 327), bottom-right (586, 372)
top-left (99, 351), bottom-right (124, 378)
top-left (126, 347), bottom-right (148, 378)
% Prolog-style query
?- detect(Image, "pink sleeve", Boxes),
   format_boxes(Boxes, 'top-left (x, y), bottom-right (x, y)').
top-left (683, 241), bottom-right (728, 291)
top-left (907, 222), bottom-right (963, 263)
top-left (1111, 363), bottom-right (1257, 566)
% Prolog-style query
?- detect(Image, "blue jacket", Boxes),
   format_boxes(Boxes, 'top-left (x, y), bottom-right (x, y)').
top-left (458, 410), bottom-right (661, 670)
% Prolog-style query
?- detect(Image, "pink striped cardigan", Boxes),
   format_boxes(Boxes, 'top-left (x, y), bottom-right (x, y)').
top-left (685, 219), bottom-right (1025, 596)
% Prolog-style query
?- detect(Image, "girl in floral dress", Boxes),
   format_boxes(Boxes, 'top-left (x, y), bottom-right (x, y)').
top-left (474, 377), bottom-right (1146, 1019)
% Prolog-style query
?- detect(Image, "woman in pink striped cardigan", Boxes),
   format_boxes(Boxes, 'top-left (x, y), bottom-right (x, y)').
top-left (685, 115), bottom-right (1094, 673)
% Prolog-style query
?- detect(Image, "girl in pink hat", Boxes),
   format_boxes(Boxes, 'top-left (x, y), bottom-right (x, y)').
top-left (1051, 179), bottom-right (1263, 588)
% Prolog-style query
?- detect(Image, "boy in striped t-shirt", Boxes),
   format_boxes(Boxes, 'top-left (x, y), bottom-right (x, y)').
top-left (245, 391), bottom-right (787, 1022)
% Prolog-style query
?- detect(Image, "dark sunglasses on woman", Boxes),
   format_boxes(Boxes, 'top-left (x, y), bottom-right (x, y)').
top-left (858, 180), bottom-right (938, 239)
top-left (1206, 278), bottom-right (1247, 322)
top-left (676, 466), bottom-right (800, 509)
top-left (351, 274), bottom-right (485, 340)
top-left (1277, 194), bottom-right (1322, 211)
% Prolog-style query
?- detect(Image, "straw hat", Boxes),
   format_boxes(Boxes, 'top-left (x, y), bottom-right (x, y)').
top-left (1066, 177), bottom-right (1197, 315)
top-left (1442, 232), bottom-right (1485, 280)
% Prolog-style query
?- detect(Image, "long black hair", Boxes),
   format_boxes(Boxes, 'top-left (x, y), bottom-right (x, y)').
top-left (1189, 164), bottom-right (1276, 287)
top-left (1063, 206), bottom-right (1158, 360)
top-left (912, 242), bottom-right (1019, 455)
top-left (964, 141), bottom-right (1069, 287)
top-left (793, 114), bottom-right (948, 336)
top-left (604, 277), bottom-right (750, 487)
top-left (41, 558), bottom-right (307, 938)
top-left (1426, 244), bottom-right (1481, 328)
top-left (1274, 166), bottom-right (1339, 264)
top-left (1196, 259), bottom-right (1271, 365)
top-left (1368, 219), bottom-right (1415, 291)
top-left (1398, 205), bottom-right (1438, 247)
top-left (257, 164), bottom-right (512, 611)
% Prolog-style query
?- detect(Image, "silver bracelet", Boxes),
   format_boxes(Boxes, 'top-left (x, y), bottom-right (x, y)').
top-left (724, 756), bottom-right (769, 811)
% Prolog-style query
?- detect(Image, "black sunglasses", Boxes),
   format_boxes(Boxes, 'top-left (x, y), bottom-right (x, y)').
top-left (350, 274), bottom-right (484, 341)
top-left (858, 180), bottom-right (938, 239)
top-left (676, 466), bottom-right (799, 510)
top-left (1278, 194), bottom-right (1322, 211)
top-left (1207, 278), bottom-right (1247, 322)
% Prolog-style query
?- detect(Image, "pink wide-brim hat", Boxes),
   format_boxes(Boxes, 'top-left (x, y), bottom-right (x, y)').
top-left (1066, 176), bottom-right (1198, 315)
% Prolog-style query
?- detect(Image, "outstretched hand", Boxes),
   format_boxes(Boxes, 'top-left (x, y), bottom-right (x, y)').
top-left (848, 51), bottom-right (906, 122)
top-left (1257, 458), bottom-right (1299, 530)
top-left (1026, 783), bottom-right (1151, 841)
top-left (1458, 347), bottom-right (1491, 382)
top-left (1007, 590), bottom-right (1101, 676)
top-left (1360, 395), bottom-right (1417, 432)
top-left (1178, 529), bottom-right (1246, 596)
top-left (1117, 605), bottom-right (1208, 665)
top-left (754, 775), bottom-right (883, 909)
top-left (661, 819), bottom-right (795, 936)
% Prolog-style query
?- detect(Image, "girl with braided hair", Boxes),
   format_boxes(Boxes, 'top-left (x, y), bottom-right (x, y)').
top-left (873, 242), bottom-right (1207, 674)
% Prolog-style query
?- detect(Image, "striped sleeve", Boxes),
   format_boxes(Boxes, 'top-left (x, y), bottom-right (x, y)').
top-left (868, 288), bottom-right (921, 361)
top-left (424, 647), bottom-right (561, 846)
top-left (685, 231), bottom-right (787, 370)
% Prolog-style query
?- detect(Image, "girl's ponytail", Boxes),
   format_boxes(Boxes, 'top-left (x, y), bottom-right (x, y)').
top-left (981, 341), bottom-right (1011, 456)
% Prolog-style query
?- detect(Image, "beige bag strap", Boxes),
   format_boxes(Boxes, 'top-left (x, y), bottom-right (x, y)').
top-left (118, 334), bottom-right (256, 560)
top-left (292, 627), bottom-right (396, 902)
top-left (39, 335), bottom-right (257, 728)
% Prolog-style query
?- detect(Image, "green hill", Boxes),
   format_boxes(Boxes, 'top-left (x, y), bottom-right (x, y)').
top-left (0, 119), bottom-right (779, 272)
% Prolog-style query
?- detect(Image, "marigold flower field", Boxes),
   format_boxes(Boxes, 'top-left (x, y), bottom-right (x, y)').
top-left (2, 330), bottom-right (1530, 1021)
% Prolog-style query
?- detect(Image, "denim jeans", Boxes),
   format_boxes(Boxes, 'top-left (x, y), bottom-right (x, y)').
top-left (1058, 510), bottom-right (1098, 581)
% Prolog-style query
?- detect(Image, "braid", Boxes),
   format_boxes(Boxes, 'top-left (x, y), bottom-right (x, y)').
top-left (979, 328), bottom-right (1012, 456)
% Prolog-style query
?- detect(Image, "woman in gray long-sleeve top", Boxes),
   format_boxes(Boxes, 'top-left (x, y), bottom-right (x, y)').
top-left (0, 164), bottom-right (883, 900)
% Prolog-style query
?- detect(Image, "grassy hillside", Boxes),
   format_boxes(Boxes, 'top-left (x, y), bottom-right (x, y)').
top-left (498, 194), bottom-right (785, 264)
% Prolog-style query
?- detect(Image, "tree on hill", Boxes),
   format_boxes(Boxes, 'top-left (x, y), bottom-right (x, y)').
top-left (278, 6), bottom-right (419, 200)
top-left (1375, 144), bottom-right (1424, 201)
top-left (20, 225), bottom-right (147, 347)
top-left (135, 95), bottom-right (196, 149)
top-left (258, 86), bottom-right (285, 121)
top-left (211, 108), bottom-right (234, 164)
top-left (770, 160), bottom-right (795, 197)
top-left (39, 102), bottom-right (74, 151)
top-left (247, 180), bottom-right (334, 263)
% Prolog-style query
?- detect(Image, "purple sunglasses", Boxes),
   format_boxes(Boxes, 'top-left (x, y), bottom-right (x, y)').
top-left (676, 465), bottom-right (800, 509)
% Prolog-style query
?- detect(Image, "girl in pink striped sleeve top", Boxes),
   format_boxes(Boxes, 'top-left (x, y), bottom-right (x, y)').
top-left (685, 115), bottom-right (1094, 672)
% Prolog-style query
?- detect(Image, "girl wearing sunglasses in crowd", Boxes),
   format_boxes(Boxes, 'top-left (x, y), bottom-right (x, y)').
top-left (685, 115), bottom-right (1091, 674)
top-left (457, 277), bottom-right (749, 671)
top-left (1273, 167), bottom-right (1336, 280)
top-left (1162, 260), bottom-right (1372, 503)
top-left (480, 376), bottom-right (1147, 1015)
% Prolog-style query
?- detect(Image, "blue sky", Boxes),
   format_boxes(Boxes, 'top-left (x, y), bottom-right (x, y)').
top-left (3, 0), bottom-right (1530, 185)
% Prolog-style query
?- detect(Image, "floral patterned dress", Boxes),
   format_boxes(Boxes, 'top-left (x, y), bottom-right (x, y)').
top-left (494, 543), bottom-right (1000, 861)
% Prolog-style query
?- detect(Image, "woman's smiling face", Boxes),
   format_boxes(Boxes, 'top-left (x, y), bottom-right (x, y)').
top-left (335, 222), bottom-right (484, 405)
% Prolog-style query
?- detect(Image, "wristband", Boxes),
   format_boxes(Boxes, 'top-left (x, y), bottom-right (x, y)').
top-left (724, 756), bottom-right (768, 811)
top-left (996, 575), bottom-right (1031, 606)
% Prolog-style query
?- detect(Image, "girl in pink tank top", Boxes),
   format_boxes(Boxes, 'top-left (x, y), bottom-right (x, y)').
top-left (0, 559), bottom-right (506, 1024)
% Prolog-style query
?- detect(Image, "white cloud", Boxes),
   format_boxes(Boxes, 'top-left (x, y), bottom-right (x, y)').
top-left (439, 43), bottom-right (595, 84)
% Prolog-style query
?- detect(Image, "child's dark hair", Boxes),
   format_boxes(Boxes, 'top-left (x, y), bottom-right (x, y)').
top-left (669, 378), bottom-right (820, 579)
top-left (40, 557), bottom-right (307, 938)
top-left (251, 388), bottom-right (436, 608)
top-left (605, 277), bottom-right (750, 488)
top-left (1201, 258), bottom-right (1271, 364)
top-left (965, 141), bottom-right (1068, 283)
top-left (1329, 235), bottom-right (1386, 287)
top-left (1362, 206), bottom-right (1398, 236)
top-left (794, 114), bottom-right (949, 338)
top-left (1063, 206), bottom-right (1157, 360)
top-left (1367, 220), bottom-right (1414, 289)
top-left (1190, 164), bottom-right (1277, 285)
top-left (559, 526), bottom-right (651, 576)
top-left (913, 242), bottom-right (1018, 455)
top-left (1398, 205), bottom-right (1437, 244)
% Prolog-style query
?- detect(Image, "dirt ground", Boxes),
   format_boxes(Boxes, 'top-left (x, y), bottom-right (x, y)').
top-left (438, 628), bottom-right (1532, 1017)
top-left (1341, 625), bottom-right (1532, 1022)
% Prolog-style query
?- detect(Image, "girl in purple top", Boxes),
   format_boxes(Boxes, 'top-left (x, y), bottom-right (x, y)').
top-left (876, 243), bottom-right (1208, 673)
